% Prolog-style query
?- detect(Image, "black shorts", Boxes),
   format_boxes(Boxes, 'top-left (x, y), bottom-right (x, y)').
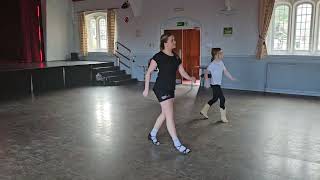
top-left (153, 88), bottom-right (175, 102)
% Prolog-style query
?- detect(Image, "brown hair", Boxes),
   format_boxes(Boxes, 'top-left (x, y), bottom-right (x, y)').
top-left (211, 48), bottom-right (221, 58)
top-left (160, 32), bottom-right (173, 50)
top-left (211, 48), bottom-right (223, 61)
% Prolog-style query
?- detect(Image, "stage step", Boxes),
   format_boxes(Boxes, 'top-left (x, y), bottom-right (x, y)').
top-left (108, 74), bottom-right (131, 81)
top-left (92, 63), bottom-right (136, 86)
top-left (92, 66), bottom-right (120, 73)
top-left (99, 70), bottom-right (126, 77)
top-left (91, 62), bottom-right (114, 68)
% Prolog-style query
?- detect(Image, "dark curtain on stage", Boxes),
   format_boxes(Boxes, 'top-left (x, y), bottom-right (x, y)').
top-left (0, 0), bottom-right (44, 63)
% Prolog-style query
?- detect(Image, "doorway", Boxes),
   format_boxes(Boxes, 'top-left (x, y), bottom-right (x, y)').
top-left (164, 29), bottom-right (200, 85)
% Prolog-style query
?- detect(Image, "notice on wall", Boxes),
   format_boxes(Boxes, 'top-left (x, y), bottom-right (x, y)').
top-left (223, 27), bottom-right (233, 36)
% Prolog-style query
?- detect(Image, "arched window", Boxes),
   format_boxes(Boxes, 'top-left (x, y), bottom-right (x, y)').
top-left (86, 13), bottom-right (108, 52)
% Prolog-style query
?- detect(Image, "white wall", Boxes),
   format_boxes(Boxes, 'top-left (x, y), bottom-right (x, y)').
top-left (72, 0), bottom-right (320, 97)
top-left (73, 0), bottom-right (259, 56)
top-left (73, 0), bottom-right (260, 82)
top-left (122, 0), bottom-right (258, 56)
top-left (46, 0), bottom-right (73, 61)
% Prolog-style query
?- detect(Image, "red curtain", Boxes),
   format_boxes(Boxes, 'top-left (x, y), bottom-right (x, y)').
top-left (20, 0), bottom-right (44, 62)
top-left (0, 0), bottom-right (44, 63)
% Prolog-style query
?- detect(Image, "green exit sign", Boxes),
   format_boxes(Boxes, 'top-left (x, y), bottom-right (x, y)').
top-left (176, 21), bottom-right (185, 26)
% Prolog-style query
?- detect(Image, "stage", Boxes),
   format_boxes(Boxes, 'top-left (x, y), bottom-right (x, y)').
top-left (0, 60), bottom-right (113, 98)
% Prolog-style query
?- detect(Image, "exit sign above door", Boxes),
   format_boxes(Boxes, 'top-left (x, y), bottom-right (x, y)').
top-left (176, 22), bottom-right (185, 26)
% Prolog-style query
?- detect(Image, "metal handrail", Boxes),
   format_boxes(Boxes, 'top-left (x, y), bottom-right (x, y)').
top-left (115, 50), bottom-right (131, 62)
top-left (113, 42), bottom-right (135, 74)
top-left (114, 54), bottom-right (130, 68)
top-left (115, 42), bottom-right (131, 53)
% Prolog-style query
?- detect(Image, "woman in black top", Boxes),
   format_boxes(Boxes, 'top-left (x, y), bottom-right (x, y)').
top-left (143, 33), bottom-right (195, 155)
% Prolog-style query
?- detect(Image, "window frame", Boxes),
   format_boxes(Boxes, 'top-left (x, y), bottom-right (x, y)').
top-left (270, 3), bottom-right (292, 54)
top-left (268, 0), bottom-right (320, 56)
top-left (85, 12), bottom-right (108, 52)
top-left (292, 1), bottom-right (315, 53)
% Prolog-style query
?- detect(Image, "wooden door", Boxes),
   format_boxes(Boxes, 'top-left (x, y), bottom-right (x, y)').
top-left (163, 29), bottom-right (200, 81)
top-left (182, 29), bottom-right (200, 79)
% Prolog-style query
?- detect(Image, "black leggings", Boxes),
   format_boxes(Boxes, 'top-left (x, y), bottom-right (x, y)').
top-left (208, 85), bottom-right (225, 109)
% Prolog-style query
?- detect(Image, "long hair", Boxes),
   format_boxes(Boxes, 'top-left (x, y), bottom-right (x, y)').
top-left (160, 32), bottom-right (172, 50)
